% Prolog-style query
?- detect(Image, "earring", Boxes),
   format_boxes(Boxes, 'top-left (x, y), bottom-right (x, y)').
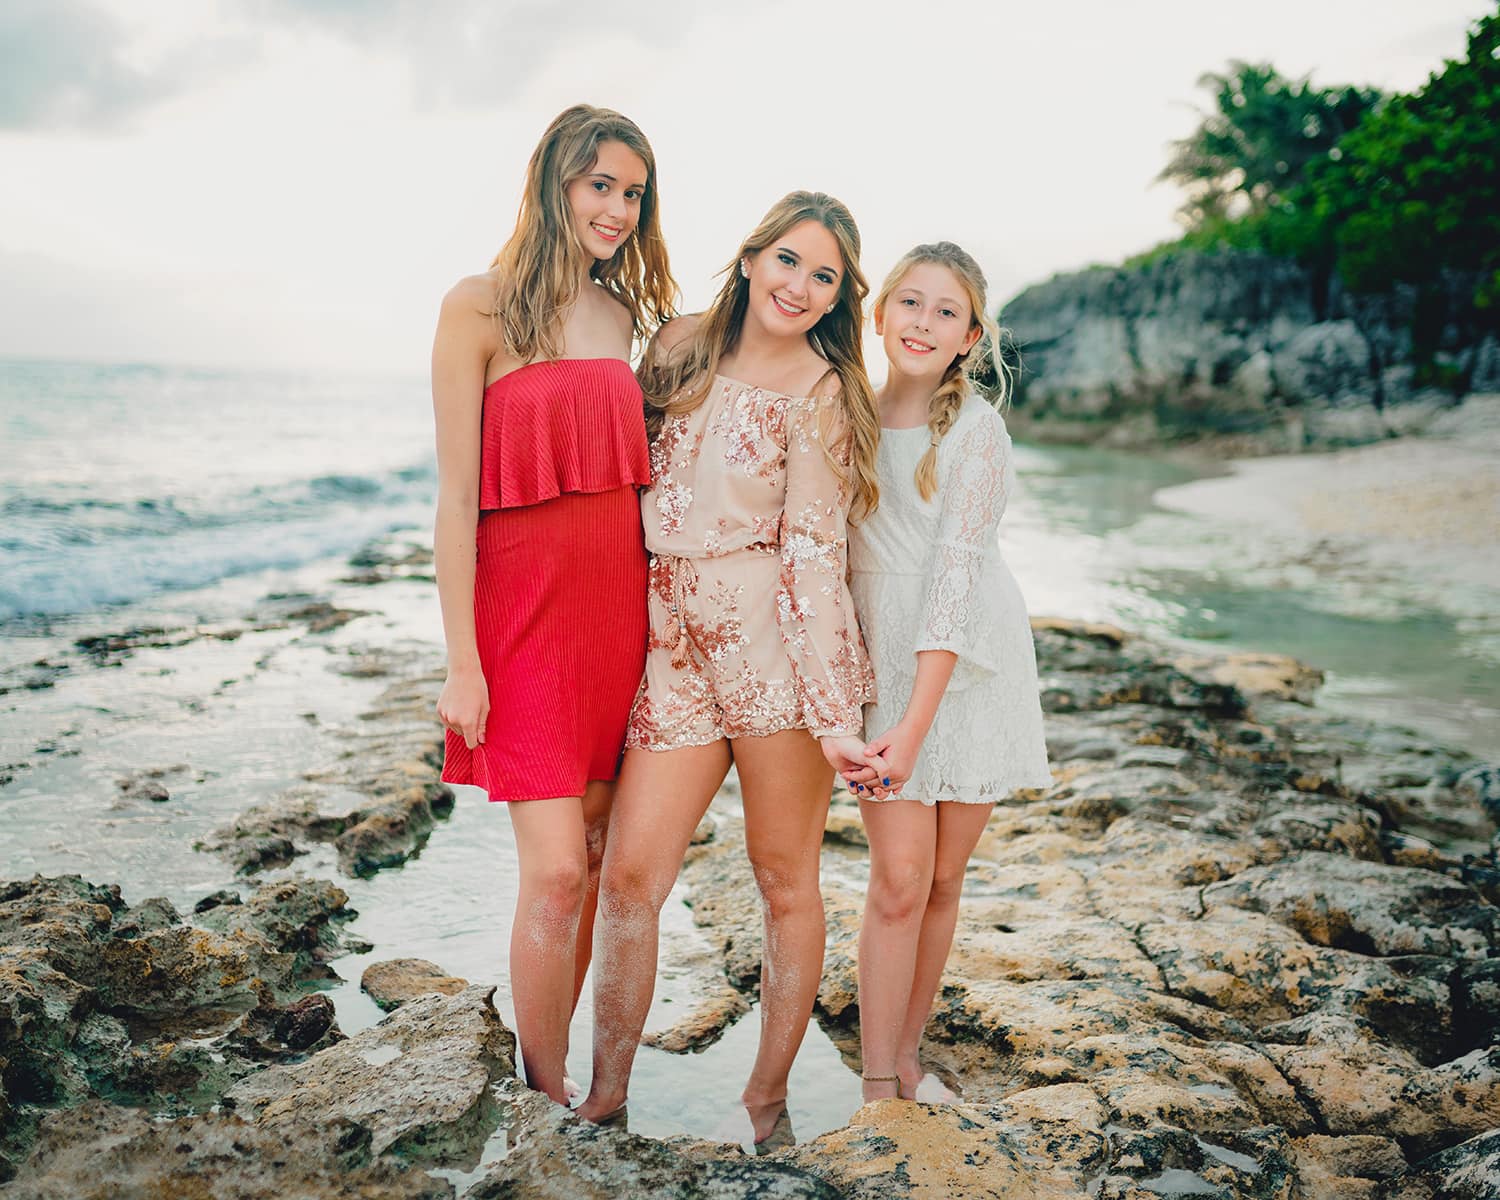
top-left (740, 259), bottom-right (750, 279)
top-left (825, 303), bottom-right (836, 314)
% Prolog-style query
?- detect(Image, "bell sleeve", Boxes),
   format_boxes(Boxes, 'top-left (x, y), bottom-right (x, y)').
top-left (775, 395), bottom-right (874, 738)
top-left (915, 411), bottom-right (1010, 680)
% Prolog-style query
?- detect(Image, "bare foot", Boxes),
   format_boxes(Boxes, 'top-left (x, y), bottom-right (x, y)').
top-left (895, 1056), bottom-right (924, 1100)
top-left (895, 1057), bottom-right (960, 1103)
top-left (575, 1093), bottom-right (628, 1125)
top-left (911, 1072), bottom-right (959, 1103)
top-left (743, 1096), bottom-right (789, 1144)
top-left (563, 1074), bottom-right (582, 1104)
top-left (753, 1106), bottom-right (795, 1154)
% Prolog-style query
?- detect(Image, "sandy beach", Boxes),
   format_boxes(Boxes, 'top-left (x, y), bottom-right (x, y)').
top-left (1155, 397), bottom-right (1500, 599)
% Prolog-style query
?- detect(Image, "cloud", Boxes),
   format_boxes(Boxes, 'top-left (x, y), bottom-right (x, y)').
top-left (253, 0), bottom-right (700, 107)
top-left (0, 1), bottom-right (178, 131)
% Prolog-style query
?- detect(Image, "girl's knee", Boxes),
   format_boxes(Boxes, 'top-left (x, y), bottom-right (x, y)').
top-left (526, 856), bottom-right (590, 918)
top-left (599, 852), bottom-right (673, 915)
top-left (868, 860), bottom-right (931, 924)
top-left (927, 862), bottom-right (968, 908)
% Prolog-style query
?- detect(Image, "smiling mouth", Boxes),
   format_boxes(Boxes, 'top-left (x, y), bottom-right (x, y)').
top-left (771, 294), bottom-right (807, 317)
top-left (590, 222), bottom-right (623, 241)
top-left (902, 337), bottom-right (935, 354)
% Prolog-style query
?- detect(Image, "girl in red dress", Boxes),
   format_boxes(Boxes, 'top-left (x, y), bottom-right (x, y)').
top-left (431, 104), bottom-right (675, 1106)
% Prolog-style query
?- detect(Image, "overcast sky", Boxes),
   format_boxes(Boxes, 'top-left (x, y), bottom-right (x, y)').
top-left (1, 0), bottom-right (1490, 374)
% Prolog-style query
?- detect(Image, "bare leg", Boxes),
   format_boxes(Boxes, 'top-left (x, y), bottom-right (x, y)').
top-left (894, 803), bottom-right (994, 1097)
top-left (734, 729), bottom-right (835, 1141)
top-left (572, 779), bottom-right (614, 1012)
top-left (576, 741), bottom-right (732, 1121)
top-left (506, 795), bottom-right (590, 1105)
top-left (856, 798), bottom-right (938, 1102)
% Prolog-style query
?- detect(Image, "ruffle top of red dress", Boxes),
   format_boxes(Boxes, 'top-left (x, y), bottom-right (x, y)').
top-left (478, 357), bottom-right (651, 511)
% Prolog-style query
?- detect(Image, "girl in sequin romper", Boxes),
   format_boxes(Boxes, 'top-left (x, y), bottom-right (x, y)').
top-left (844, 243), bottom-right (1052, 1104)
top-left (577, 192), bottom-right (884, 1142)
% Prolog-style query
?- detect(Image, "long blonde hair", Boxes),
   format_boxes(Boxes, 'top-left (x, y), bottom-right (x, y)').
top-left (491, 104), bottom-right (677, 362)
top-left (639, 191), bottom-right (880, 521)
top-left (873, 242), bottom-right (1013, 501)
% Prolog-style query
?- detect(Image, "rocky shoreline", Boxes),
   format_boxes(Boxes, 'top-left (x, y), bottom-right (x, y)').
top-left (2, 543), bottom-right (1498, 1197)
top-left (999, 250), bottom-right (1500, 455)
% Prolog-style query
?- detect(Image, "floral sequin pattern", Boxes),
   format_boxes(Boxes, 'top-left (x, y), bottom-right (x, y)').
top-left (630, 375), bottom-right (874, 747)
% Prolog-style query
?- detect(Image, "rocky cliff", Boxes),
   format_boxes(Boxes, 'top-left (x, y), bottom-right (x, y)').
top-left (1000, 250), bottom-right (1500, 451)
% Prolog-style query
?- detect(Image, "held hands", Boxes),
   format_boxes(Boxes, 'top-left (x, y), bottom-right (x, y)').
top-left (841, 719), bottom-right (924, 800)
top-left (436, 664), bottom-right (490, 750)
top-left (819, 734), bottom-right (889, 791)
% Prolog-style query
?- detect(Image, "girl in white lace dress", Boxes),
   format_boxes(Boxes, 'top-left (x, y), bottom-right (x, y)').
top-left (845, 242), bottom-right (1052, 1102)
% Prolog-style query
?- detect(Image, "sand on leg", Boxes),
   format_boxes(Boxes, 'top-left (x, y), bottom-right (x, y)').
top-left (577, 740), bottom-right (732, 1121)
top-left (571, 779), bottom-right (615, 1011)
top-left (734, 728), bottom-right (835, 1141)
top-left (505, 794), bottom-right (592, 1104)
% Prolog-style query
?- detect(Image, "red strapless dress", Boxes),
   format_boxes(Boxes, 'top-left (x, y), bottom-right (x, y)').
top-left (441, 357), bottom-right (650, 801)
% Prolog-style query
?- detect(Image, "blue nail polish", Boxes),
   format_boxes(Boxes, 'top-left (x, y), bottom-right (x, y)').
top-left (882, 777), bottom-right (891, 786)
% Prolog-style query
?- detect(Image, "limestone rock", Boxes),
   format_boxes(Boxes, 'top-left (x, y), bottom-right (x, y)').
top-left (1378, 1128), bottom-right (1500, 1199)
top-left (640, 983), bottom-right (750, 1054)
top-left (3, 1099), bottom-right (452, 1200)
top-left (1204, 851), bottom-right (1500, 959)
top-left (465, 1081), bottom-right (839, 1199)
top-left (361, 958), bottom-right (468, 1011)
top-left (1002, 250), bottom-right (1494, 451)
top-left (225, 984), bottom-right (515, 1166)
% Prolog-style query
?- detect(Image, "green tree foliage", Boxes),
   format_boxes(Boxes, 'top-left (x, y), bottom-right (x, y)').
top-left (1160, 61), bottom-right (1382, 229)
top-left (1156, 11), bottom-right (1500, 325)
top-left (1294, 11), bottom-right (1500, 308)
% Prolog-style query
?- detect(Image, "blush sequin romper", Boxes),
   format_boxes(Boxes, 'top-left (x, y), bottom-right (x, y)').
top-left (626, 374), bottom-right (874, 749)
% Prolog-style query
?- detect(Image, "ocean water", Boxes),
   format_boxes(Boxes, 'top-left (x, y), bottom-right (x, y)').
top-left (2, 356), bottom-right (1495, 754)
top-left (0, 359), bottom-right (434, 625)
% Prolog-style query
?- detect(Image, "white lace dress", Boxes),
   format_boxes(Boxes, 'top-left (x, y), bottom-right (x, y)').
top-left (848, 396), bottom-right (1052, 805)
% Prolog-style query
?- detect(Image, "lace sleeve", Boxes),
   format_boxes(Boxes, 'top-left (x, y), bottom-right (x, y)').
top-left (776, 395), bottom-right (873, 738)
top-left (915, 412), bottom-right (1010, 675)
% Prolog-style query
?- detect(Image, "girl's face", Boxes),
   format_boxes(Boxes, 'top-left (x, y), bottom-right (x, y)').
top-left (565, 139), bottom-right (648, 261)
top-left (876, 261), bottom-right (981, 381)
top-left (744, 219), bottom-right (844, 338)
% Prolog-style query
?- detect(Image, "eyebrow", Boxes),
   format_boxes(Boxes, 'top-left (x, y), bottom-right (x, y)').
top-left (897, 286), bottom-right (964, 307)
top-left (589, 172), bottom-right (647, 189)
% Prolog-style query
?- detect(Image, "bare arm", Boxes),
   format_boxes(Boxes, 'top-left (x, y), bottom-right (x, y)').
top-left (432, 275), bottom-right (501, 747)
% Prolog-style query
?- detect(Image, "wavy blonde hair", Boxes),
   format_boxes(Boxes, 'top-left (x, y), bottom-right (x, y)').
top-left (639, 191), bottom-right (880, 521)
top-left (873, 242), bottom-right (1014, 501)
top-left (491, 104), bottom-right (677, 362)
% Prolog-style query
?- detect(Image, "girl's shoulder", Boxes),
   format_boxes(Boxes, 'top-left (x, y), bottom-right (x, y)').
top-left (652, 312), bottom-right (702, 358)
top-left (946, 394), bottom-right (1012, 449)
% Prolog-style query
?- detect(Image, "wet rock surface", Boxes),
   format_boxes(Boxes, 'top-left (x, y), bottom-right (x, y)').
top-left (666, 618), bottom-right (1500, 1197)
top-left (4, 592), bottom-right (1496, 1197)
top-left (2, 1100), bottom-right (455, 1200)
top-left (362, 957), bottom-right (469, 1010)
top-left (0, 873), bottom-right (357, 1176)
top-left (224, 984), bottom-right (515, 1165)
top-left (198, 668), bottom-right (454, 878)
top-left (465, 1081), bottom-right (842, 1199)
